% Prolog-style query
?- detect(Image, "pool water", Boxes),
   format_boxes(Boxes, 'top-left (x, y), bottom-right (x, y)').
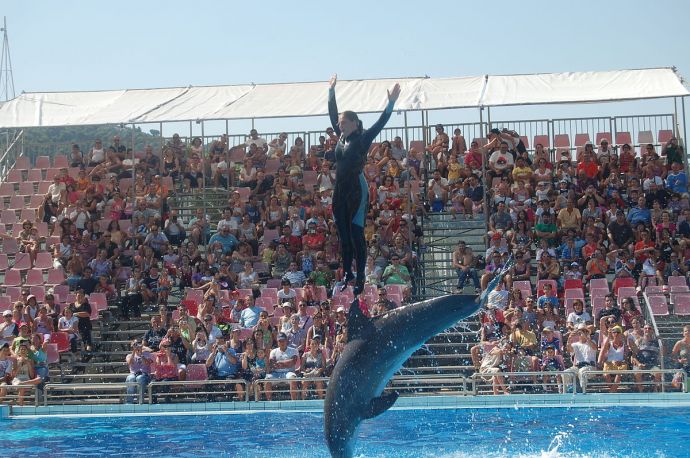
top-left (3, 406), bottom-right (689, 457)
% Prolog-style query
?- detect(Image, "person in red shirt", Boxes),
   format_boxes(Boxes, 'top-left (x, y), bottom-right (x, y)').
top-left (633, 229), bottom-right (655, 264)
top-left (302, 222), bottom-right (326, 255)
top-left (279, 224), bottom-right (302, 258)
top-left (577, 153), bottom-right (599, 180)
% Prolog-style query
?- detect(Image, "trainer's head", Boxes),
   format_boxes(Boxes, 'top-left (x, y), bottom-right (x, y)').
top-left (339, 110), bottom-right (362, 138)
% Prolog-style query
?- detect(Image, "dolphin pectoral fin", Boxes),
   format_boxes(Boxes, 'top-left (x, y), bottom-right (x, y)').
top-left (363, 391), bottom-right (399, 420)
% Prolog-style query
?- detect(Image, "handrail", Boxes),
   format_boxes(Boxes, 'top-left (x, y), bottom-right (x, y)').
top-left (43, 382), bottom-right (142, 406)
top-left (147, 379), bottom-right (251, 403)
top-left (581, 369), bottom-right (685, 394)
top-left (641, 292), bottom-right (666, 371)
top-left (1, 384), bottom-right (39, 407)
top-left (0, 128), bottom-right (23, 181)
top-left (471, 371), bottom-right (577, 396)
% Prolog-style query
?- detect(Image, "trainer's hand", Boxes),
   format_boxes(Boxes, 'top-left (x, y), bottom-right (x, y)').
top-left (388, 83), bottom-right (401, 103)
top-left (329, 74), bottom-right (337, 89)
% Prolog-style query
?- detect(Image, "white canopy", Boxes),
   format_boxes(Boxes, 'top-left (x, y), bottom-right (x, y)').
top-left (480, 68), bottom-right (689, 107)
top-left (0, 68), bottom-right (685, 128)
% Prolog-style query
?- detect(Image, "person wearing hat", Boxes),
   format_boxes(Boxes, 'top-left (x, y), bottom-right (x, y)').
top-left (598, 324), bottom-right (630, 393)
top-left (301, 333), bottom-right (327, 399)
top-left (540, 326), bottom-right (562, 355)
top-left (265, 331), bottom-right (299, 401)
top-left (204, 335), bottom-right (244, 399)
top-left (564, 324), bottom-right (598, 392)
top-left (0, 310), bottom-right (18, 348)
top-left (0, 342), bottom-right (14, 399)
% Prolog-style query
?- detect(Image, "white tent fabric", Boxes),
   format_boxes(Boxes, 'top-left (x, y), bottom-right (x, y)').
top-left (480, 68), bottom-right (689, 107)
top-left (0, 68), bottom-right (685, 128)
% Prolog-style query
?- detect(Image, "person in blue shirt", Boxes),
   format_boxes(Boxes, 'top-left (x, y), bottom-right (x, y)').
top-left (328, 74), bottom-right (401, 295)
top-left (208, 227), bottom-right (239, 255)
top-left (627, 196), bottom-right (651, 226)
top-left (537, 283), bottom-right (559, 309)
top-left (666, 162), bottom-right (688, 194)
top-left (239, 297), bottom-right (264, 329)
top-left (206, 336), bottom-right (245, 399)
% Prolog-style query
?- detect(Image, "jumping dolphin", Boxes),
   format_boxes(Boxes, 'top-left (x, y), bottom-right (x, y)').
top-left (324, 260), bottom-right (514, 457)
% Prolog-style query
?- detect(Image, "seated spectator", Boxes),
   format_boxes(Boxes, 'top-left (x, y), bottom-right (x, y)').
top-left (381, 255), bottom-right (411, 289)
top-left (239, 298), bottom-right (263, 329)
top-left (143, 316), bottom-right (167, 352)
top-left (540, 326), bottom-right (562, 354)
top-left (536, 253), bottom-right (560, 282)
top-left (206, 335), bottom-right (244, 399)
top-left (427, 169), bottom-right (450, 205)
top-left (425, 124), bottom-right (449, 162)
top-left (191, 333), bottom-right (211, 364)
top-left (10, 342), bottom-right (42, 405)
top-left (371, 287), bottom-right (397, 317)
top-left (631, 324), bottom-right (662, 392)
top-left (301, 335), bottom-right (327, 399)
top-left (242, 338), bottom-right (267, 400)
top-left (487, 142), bottom-right (515, 181)
top-left (282, 261), bottom-right (307, 287)
top-left (565, 300), bottom-right (593, 337)
top-left (598, 325), bottom-right (631, 393)
top-left (155, 338), bottom-right (186, 382)
top-left (265, 332), bottom-right (299, 401)
top-left (479, 340), bottom-right (511, 395)
top-left (125, 339), bottom-right (155, 403)
top-left (540, 345), bottom-right (565, 391)
top-left (671, 325), bottom-right (690, 390)
top-left (0, 310), bottom-right (18, 347)
top-left (488, 201), bottom-right (513, 240)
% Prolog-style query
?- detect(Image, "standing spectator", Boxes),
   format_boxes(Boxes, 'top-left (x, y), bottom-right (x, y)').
top-left (70, 289), bottom-right (93, 352)
top-left (671, 325), bottom-right (690, 390)
top-left (565, 324), bottom-right (598, 392)
top-left (143, 316), bottom-right (167, 352)
top-left (631, 324), bottom-right (662, 392)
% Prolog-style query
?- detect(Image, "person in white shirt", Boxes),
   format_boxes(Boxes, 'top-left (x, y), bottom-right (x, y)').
top-left (245, 129), bottom-right (268, 153)
top-left (265, 332), bottom-right (299, 400)
top-left (565, 324), bottom-right (598, 392)
top-left (427, 169), bottom-right (449, 202)
top-left (47, 176), bottom-right (66, 204)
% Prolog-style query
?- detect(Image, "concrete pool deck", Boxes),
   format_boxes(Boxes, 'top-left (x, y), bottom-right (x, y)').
top-left (3, 392), bottom-right (690, 420)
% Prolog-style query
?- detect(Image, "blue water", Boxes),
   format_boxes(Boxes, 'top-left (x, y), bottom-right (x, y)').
top-left (3, 407), bottom-right (689, 457)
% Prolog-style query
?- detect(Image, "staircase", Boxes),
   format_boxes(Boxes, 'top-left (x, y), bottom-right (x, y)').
top-left (652, 314), bottom-right (690, 368)
top-left (169, 188), bottom-right (231, 228)
top-left (400, 211), bottom-right (488, 378)
top-left (416, 211), bottom-right (487, 299)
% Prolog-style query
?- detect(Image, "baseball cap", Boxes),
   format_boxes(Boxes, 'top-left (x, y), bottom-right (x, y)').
top-left (336, 306), bottom-right (345, 313)
top-left (281, 302), bottom-right (292, 308)
top-left (491, 233), bottom-right (501, 240)
top-left (570, 262), bottom-right (579, 267)
top-left (542, 326), bottom-right (554, 333)
top-left (277, 332), bottom-right (288, 341)
top-left (2, 310), bottom-right (12, 317)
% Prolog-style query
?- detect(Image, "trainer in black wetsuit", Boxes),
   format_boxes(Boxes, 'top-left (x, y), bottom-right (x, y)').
top-left (327, 74), bottom-right (400, 295)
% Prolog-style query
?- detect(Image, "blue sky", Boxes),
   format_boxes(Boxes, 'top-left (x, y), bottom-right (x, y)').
top-left (2, 0), bottom-right (689, 136)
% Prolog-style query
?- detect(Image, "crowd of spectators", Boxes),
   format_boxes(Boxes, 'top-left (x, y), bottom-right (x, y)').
top-left (445, 127), bottom-right (690, 393)
top-left (1, 124), bottom-right (690, 403)
top-left (1, 126), bottom-right (427, 402)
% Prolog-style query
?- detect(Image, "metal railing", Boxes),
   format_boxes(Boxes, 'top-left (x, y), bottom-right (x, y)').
top-left (147, 379), bottom-right (250, 404)
top-left (641, 292), bottom-right (666, 370)
top-left (581, 369), bottom-right (686, 394)
top-left (0, 384), bottom-right (39, 407)
top-left (471, 371), bottom-right (577, 395)
top-left (43, 382), bottom-right (141, 405)
top-left (0, 128), bottom-right (22, 181)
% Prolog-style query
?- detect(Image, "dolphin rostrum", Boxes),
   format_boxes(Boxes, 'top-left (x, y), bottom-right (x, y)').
top-left (324, 259), bottom-right (513, 457)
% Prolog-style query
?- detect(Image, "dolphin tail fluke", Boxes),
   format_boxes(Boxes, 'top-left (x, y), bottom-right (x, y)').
top-left (363, 391), bottom-right (399, 420)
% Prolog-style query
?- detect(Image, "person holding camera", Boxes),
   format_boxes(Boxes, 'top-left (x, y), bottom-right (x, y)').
top-left (206, 336), bottom-right (245, 399)
top-left (164, 211), bottom-right (186, 246)
top-left (125, 338), bottom-right (155, 403)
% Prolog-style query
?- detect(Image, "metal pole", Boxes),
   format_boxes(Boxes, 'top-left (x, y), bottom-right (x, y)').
top-left (403, 111), bottom-right (409, 148)
top-left (479, 107), bottom-right (484, 138)
top-left (682, 96), bottom-right (688, 171)
top-left (159, 122), bottom-right (164, 176)
top-left (201, 120), bottom-right (207, 247)
top-left (130, 123), bottom-right (136, 199)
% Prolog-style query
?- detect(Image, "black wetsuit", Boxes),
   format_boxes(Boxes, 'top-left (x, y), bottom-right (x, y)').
top-left (328, 87), bottom-right (394, 293)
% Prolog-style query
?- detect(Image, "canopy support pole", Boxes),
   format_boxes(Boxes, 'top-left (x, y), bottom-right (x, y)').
top-left (682, 96), bottom-right (688, 170)
top-left (479, 107), bottom-right (484, 137)
top-left (403, 111), bottom-right (409, 150)
top-left (201, 119), bottom-right (207, 247)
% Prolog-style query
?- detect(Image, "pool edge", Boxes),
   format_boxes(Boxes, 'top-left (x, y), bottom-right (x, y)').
top-left (5, 393), bottom-right (690, 420)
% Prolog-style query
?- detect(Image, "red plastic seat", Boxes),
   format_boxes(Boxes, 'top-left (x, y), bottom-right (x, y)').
top-left (255, 297), bottom-right (275, 310)
top-left (53, 155), bottom-right (69, 168)
top-left (0, 182), bottom-right (13, 197)
top-left (614, 132), bottom-right (632, 146)
top-left (29, 285), bottom-right (45, 303)
top-left (53, 284), bottom-right (70, 303)
top-left (0, 296), bottom-right (11, 311)
top-left (5, 169), bottom-right (22, 182)
top-left (613, 277), bottom-right (635, 296)
top-left (564, 279), bottom-right (583, 290)
top-left (33, 252), bottom-right (53, 270)
top-left (553, 134), bottom-right (570, 148)
top-left (536, 279), bottom-right (557, 296)
top-left (589, 278), bottom-right (609, 292)
top-left (35, 156), bottom-right (51, 169)
top-left (637, 131), bottom-right (653, 145)
top-left (533, 135), bottom-right (550, 149)
top-left (38, 181), bottom-right (51, 194)
top-left (20, 209), bottom-right (36, 223)
top-left (14, 156), bottom-right (30, 170)
top-left (184, 289), bottom-right (204, 304)
top-left (8, 195), bottom-right (24, 210)
top-left (658, 130), bottom-right (673, 144)
top-left (50, 332), bottom-right (71, 353)
top-left (29, 195), bottom-right (45, 210)
top-left (595, 132), bottom-right (612, 145)
top-left (564, 288), bottom-right (584, 300)
top-left (27, 169), bottom-right (43, 182)
top-left (180, 299), bottom-right (198, 317)
top-left (0, 253), bottom-right (7, 271)
top-left (46, 343), bottom-right (60, 365)
top-left (574, 133), bottom-right (590, 147)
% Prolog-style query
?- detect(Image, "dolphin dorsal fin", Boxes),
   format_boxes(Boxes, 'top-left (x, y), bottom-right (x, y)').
top-left (363, 391), bottom-right (399, 419)
top-left (347, 298), bottom-right (374, 340)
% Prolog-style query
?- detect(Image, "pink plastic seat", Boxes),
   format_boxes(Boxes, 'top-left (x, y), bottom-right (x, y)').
top-left (46, 267), bottom-right (66, 286)
top-left (25, 269), bottom-right (45, 286)
top-left (613, 277), bottom-right (635, 296)
top-left (2, 237), bottom-right (19, 255)
top-left (53, 284), bottom-right (70, 303)
top-left (565, 288), bottom-right (585, 300)
top-left (12, 253), bottom-right (32, 271)
top-left (8, 195), bottom-right (25, 210)
top-left (673, 294), bottom-right (690, 315)
top-left (574, 133), bottom-right (590, 146)
top-left (38, 181), bottom-right (51, 194)
top-left (637, 131), bottom-right (653, 145)
top-left (4, 269), bottom-right (22, 287)
top-left (0, 253), bottom-right (8, 271)
top-left (50, 332), bottom-right (71, 353)
top-left (20, 209), bottom-right (36, 222)
top-left (617, 287), bottom-right (637, 304)
top-left (533, 135), bottom-right (550, 148)
top-left (0, 182), bottom-right (13, 197)
top-left (668, 276), bottom-right (687, 288)
top-left (184, 289), bottom-right (204, 304)
top-left (29, 285), bottom-right (45, 303)
top-left (646, 295), bottom-right (669, 316)
top-left (536, 279), bottom-right (557, 296)
top-left (186, 363), bottom-right (208, 382)
top-left (265, 278), bottom-right (282, 289)
top-left (34, 252), bottom-right (54, 270)
top-left (89, 292), bottom-right (108, 311)
top-left (5, 169), bottom-right (22, 182)
top-left (46, 343), bottom-right (60, 365)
